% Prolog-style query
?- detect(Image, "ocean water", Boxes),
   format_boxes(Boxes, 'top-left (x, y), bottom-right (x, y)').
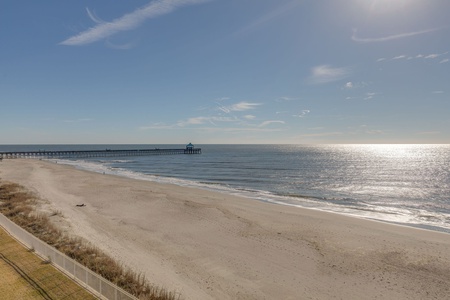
top-left (2, 144), bottom-right (450, 233)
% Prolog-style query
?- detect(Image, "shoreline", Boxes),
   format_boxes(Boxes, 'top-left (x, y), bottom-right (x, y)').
top-left (52, 157), bottom-right (450, 235)
top-left (1, 159), bottom-right (450, 299)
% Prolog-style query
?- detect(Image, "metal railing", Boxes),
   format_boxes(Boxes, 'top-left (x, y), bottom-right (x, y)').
top-left (0, 213), bottom-right (138, 300)
top-left (0, 148), bottom-right (201, 159)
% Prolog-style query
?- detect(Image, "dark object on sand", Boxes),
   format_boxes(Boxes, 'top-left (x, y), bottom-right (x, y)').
top-left (76, 204), bottom-right (86, 207)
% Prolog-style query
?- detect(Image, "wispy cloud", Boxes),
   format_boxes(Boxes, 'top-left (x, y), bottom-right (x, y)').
top-left (229, 102), bottom-right (261, 111)
top-left (352, 28), bottom-right (438, 43)
top-left (195, 127), bottom-right (285, 133)
top-left (440, 58), bottom-right (449, 63)
top-left (344, 82), bottom-right (353, 89)
top-left (141, 98), bottom-right (273, 133)
top-left (377, 51), bottom-right (449, 63)
top-left (344, 88), bottom-right (378, 101)
top-left (140, 122), bottom-right (285, 133)
top-left (139, 122), bottom-right (179, 130)
top-left (86, 8), bottom-right (106, 24)
top-left (61, 0), bottom-right (209, 46)
top-left (215, 97), bottom-right (230, 102)
top-left (178, 116), bottom-right (237, 127)
top-left (258, 120), bottom-right (285, 127)
top-left (309, 65), bottom-right (351, 84)
top-left (217, 101), bottom-right (261, 113)
top-left (276, 111), bottom-right (289, 115)
top-left (432, 91), bottom-right (444, 94)
top-left (425, 54), bottom-right (440, 59)
top-left (275, 96), bottom-right (300, 102)
top-left (342, 81), bottom-right (369, 90)
top-left (233, 0), bottom-right (301, 38)
top-left (293, 110), bottom-right (310, 118)
top-left (364, 92), bottom-right (377, 100)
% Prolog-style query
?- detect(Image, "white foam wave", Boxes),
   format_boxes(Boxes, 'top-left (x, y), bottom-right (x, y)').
top-left (51, 159), bottom-right (450, 233)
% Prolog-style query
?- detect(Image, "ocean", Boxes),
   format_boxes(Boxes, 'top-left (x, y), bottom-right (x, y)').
top-left (1, 144), bottom-right (450, 233)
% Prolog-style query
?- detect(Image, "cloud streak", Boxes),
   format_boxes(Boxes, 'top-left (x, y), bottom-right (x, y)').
top-left (232, 0), bottom-right (301, 38)
top-left (352, 28), bottom-right (438, 43)
top-left (293, 110), bottom-right (310, 118)
top-left (309, 65), bottom-right (351, 84)
top-left (258, 120), bottom-right (285, 127)
top-left (217, 101), bottom-right (261, 113)
top-left (178, 116), bottom-right (237, 127)
top-left (86, 8), bottom-right (105, 24)
top-left (275, 96), bottom-right (300, 102)
top-left (377, 51), bottom-right (449, 63)
top-left (61, 0), bottom-right (209, 46)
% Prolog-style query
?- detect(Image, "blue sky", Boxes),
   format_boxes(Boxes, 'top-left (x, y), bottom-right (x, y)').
top-left (1, 0), bottom-right (449, 144)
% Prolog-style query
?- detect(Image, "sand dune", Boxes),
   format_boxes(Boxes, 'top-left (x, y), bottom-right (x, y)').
top-left (1, 159), bottom-right (450, 299)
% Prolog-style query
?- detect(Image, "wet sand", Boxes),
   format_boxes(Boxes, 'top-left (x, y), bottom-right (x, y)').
top-left (1, 159), bottom-right (450, 299)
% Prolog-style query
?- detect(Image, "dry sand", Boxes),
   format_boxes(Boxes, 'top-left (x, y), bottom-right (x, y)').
top-left (1, 159), bottom-right (450, 299)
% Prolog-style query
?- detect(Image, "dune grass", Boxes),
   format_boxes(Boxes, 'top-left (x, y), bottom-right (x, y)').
top-left (0, 182), bottom-right (179, 300)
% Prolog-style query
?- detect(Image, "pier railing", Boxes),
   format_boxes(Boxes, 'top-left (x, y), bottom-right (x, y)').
top-left (0, 148), bottom-right (201, 159)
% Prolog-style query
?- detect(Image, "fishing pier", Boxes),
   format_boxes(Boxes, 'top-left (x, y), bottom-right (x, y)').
top-left (0, 144), bottom-right (201, 160)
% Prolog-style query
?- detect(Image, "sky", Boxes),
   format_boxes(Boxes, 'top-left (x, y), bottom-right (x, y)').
top-left (1, 0), bottom-right (449, 144)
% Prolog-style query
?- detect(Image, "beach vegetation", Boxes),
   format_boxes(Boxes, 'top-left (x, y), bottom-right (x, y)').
top-left (0, 226), bottom-right (97, 300)
top-left (0, 181), bottom-right (179, 300)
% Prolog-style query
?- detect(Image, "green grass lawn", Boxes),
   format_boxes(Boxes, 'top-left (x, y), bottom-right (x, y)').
top-left (0, 226), bottom-right (97, 300)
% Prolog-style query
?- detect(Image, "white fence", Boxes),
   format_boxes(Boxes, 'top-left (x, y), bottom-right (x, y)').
top-left (0, 213), bottom-right (137, 300)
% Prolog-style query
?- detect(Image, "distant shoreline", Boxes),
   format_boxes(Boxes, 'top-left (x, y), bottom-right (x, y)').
top-left (2, 159), bottom-right (450, 299)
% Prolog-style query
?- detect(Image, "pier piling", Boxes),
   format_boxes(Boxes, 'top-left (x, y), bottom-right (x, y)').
top-left (0, 148), bottom-right (201, 159)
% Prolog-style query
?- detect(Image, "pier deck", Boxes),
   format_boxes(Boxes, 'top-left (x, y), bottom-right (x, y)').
top-left (0, 148), bottom-right (201, 159)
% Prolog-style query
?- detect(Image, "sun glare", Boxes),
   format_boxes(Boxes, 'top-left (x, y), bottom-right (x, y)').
top-left (357, 144), bottom-right (441, 160)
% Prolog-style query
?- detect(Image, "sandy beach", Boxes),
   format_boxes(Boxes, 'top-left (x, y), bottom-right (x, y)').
top-left (1, 159), bottom-right (450, 299)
